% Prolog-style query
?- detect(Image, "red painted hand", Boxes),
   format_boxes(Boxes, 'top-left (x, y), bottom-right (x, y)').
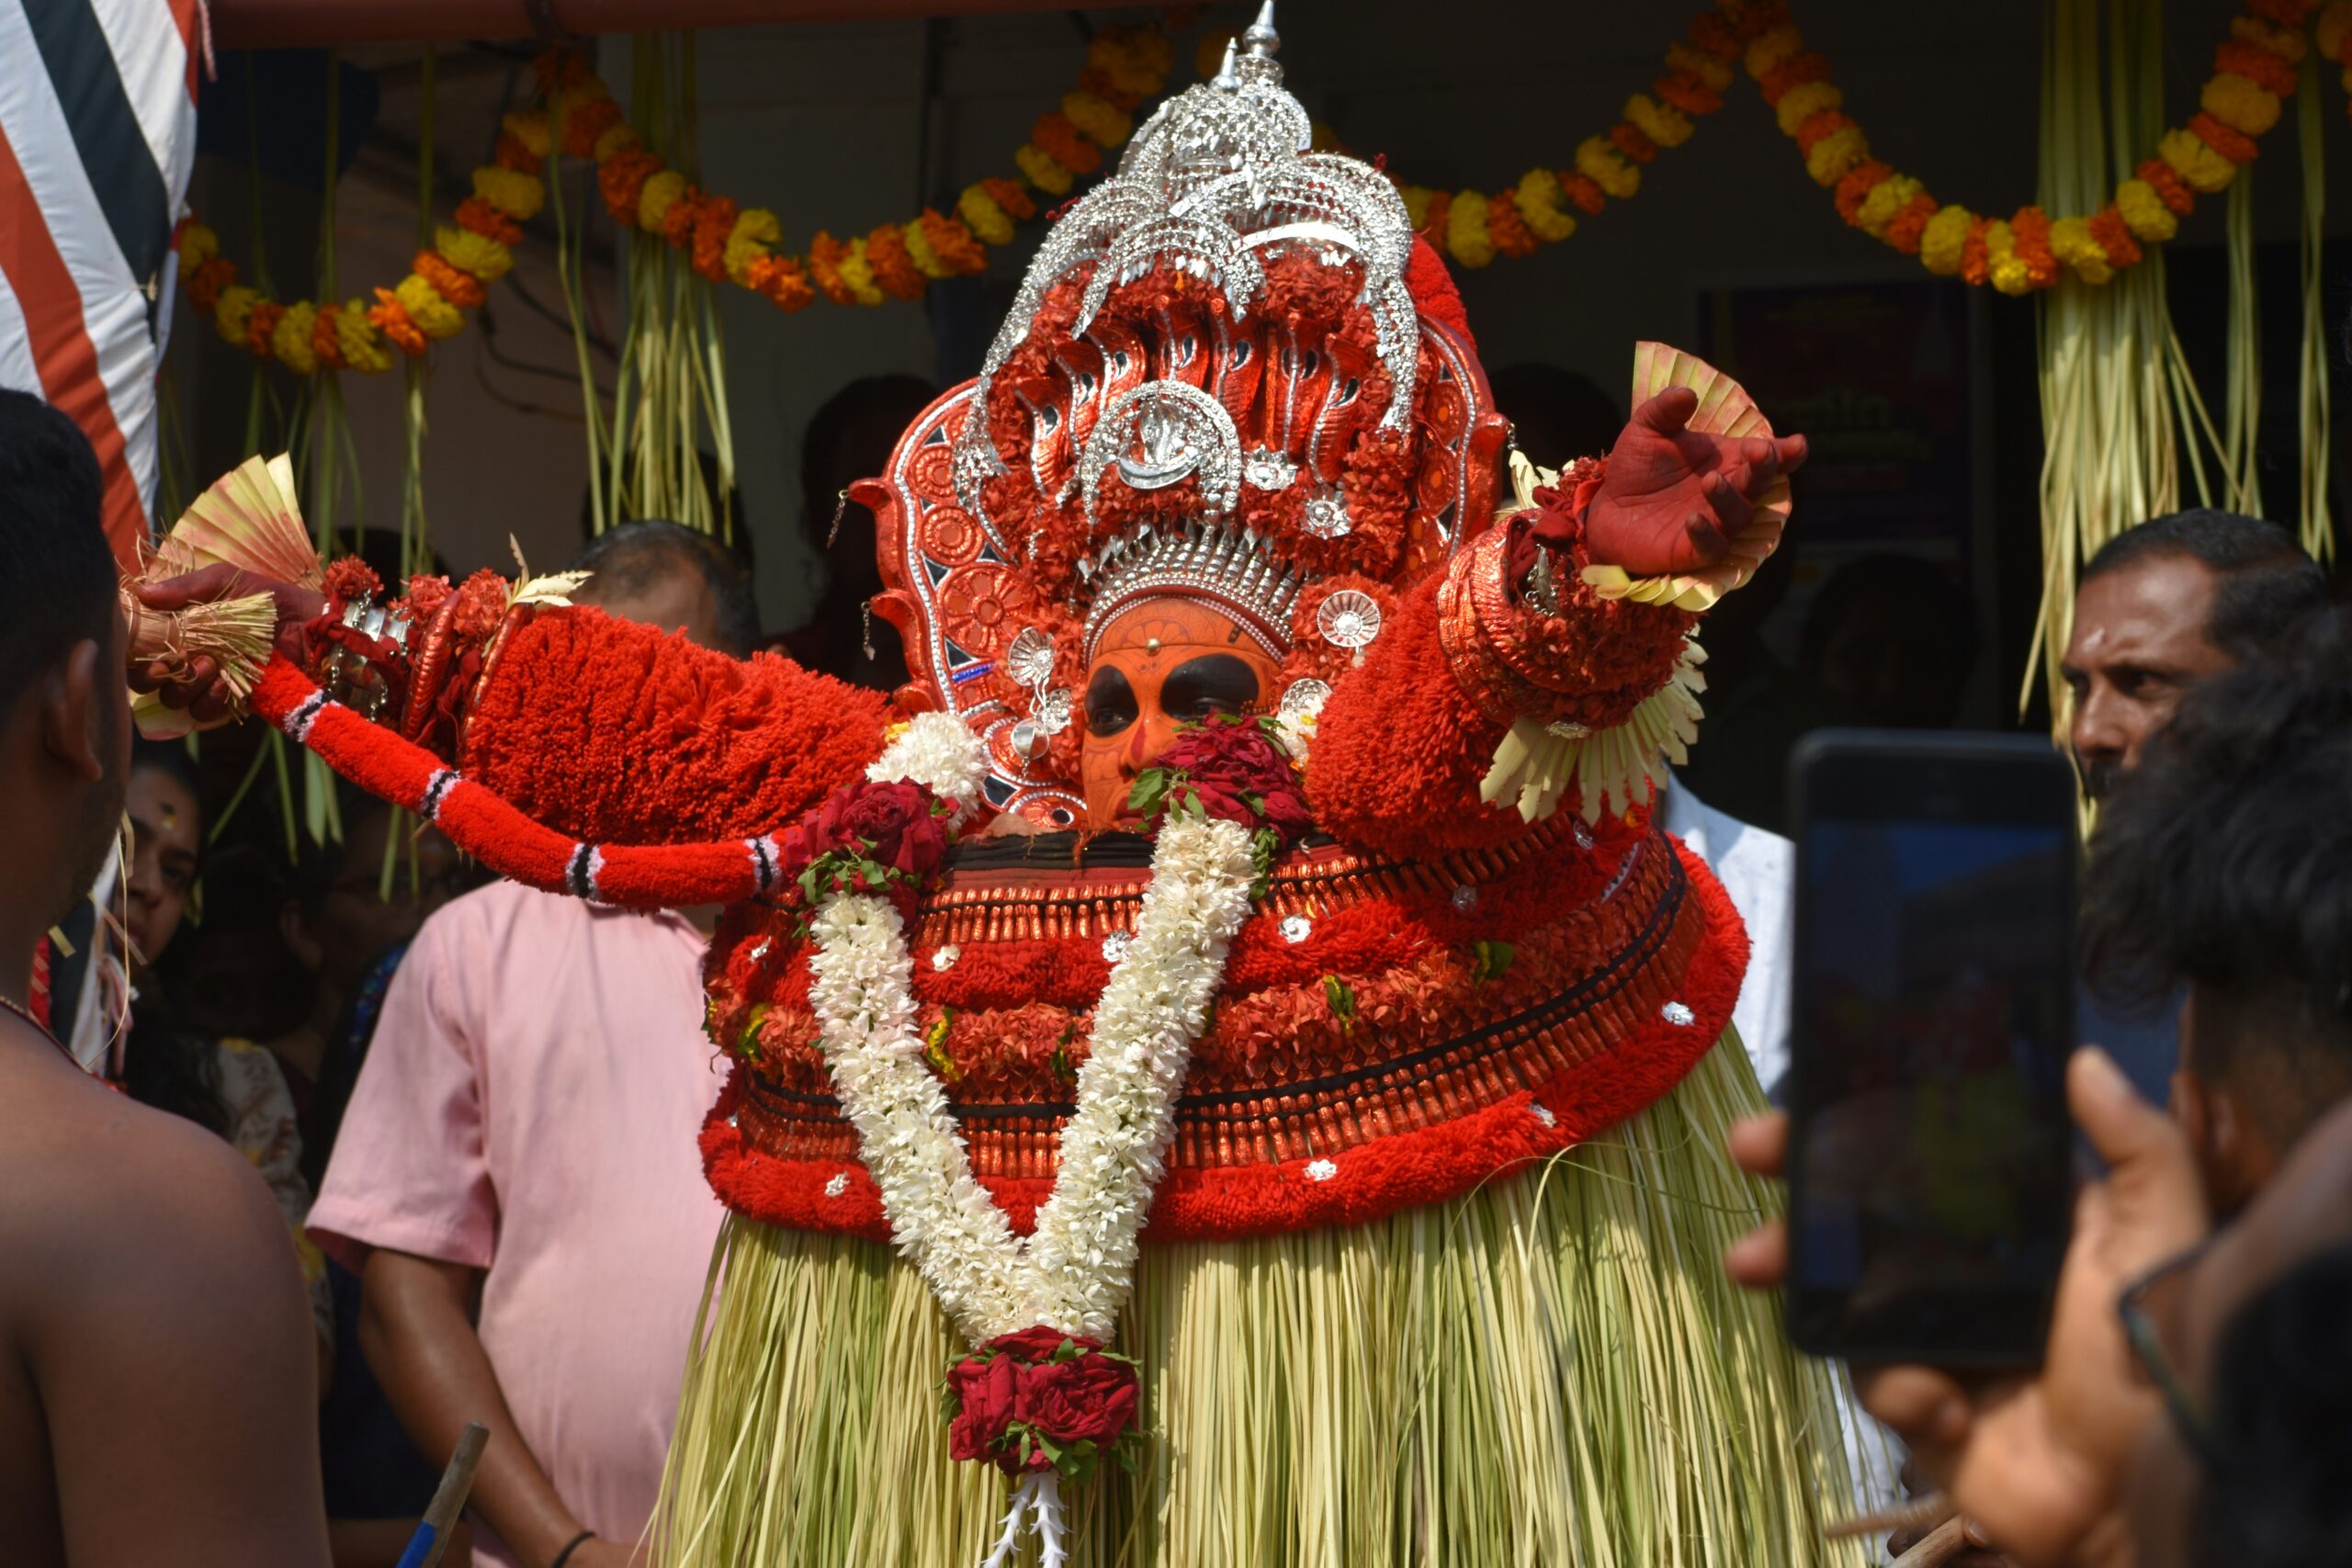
top-left (125, 564), bottom-right (328, 726)
top-left (1566, 387), bottom-right (1808, 578)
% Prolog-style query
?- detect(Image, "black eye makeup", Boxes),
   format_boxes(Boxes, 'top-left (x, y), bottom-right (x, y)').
top-left (1085, 664), bottom-right (1139, 738)
top-left (1159, 654), bottom-right (1260, 721)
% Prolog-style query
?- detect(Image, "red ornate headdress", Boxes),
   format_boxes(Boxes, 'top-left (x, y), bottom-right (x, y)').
top-left (861, 13), bottom-right (1508, 825)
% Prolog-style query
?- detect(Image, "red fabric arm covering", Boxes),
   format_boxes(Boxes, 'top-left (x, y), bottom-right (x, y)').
top-left (458, 606), bottom-right (891, 844)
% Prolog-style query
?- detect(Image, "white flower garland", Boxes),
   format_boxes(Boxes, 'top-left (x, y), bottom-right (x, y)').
top-left (868, 710), bottom-right (992, 829)
top-left (805, 811), bottom-right (1257, 1344)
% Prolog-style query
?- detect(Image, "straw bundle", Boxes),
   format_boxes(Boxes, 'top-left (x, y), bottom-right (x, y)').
top-left (653, 1039), bottom-right (1874, 1568)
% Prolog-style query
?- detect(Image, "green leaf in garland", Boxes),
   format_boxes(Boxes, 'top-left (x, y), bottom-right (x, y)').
top-left (1322, 976), bottom-right (1356, 1031)
top-left (922, 1007), bottom-right (959, 1082)
top-left (1472, 940), bottom-right (1516, 983)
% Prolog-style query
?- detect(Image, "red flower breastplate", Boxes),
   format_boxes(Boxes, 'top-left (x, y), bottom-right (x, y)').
top-left (698, 814), bottom-right (1748, 1244)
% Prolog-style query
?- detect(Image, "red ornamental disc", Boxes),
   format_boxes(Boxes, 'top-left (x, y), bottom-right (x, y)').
top-left (920, 504), bottom-right (986, 567)
top-left (1426, 378), bottom-right (1467, 441)
top-left (909, 446), bottom-right (957, 502)
top-left (938, 562), bottom-right (1030, 660)
top-left (1416, 446), bottom-right (1459, 511)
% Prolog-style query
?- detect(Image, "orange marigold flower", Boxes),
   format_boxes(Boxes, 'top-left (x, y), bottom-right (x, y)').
top-left (598, 148), bottom-right (662, 227)
top-left (1758, 51), bottom-right (1833, 104)
top-left (311, 303), bottom-right (347, 370)
top-left (532, 50), bottom-right (587, 94)
top-left (563, 96), bottom-right (624, 160)
top-left (2216, 37), bottom-right (2301, 94)
top-left (1419, 190), bottom-right (1452, 242)
top-left (186, 255), bottom-right (236, 312)
top-left (662, 188), bottom-right (702, 250)
top-left (808, 232), bottom-right (854, 306)
top-left (245, 299), bottom-right (285, 359)
top-left (1076, 63), bottom-right (1143, 113)
top-left (454, 197), bottom-right (523, 246)
top-left (865, 223), bottom-right (925, 299)
top-left (746, 254), bottom-right (817, 313)
top-left (2137, 157), bottom-right (2198, 213)
top-left (1654, 69), bottom-right (1724, 116)
top-left (1793, 108), bottom-right (1855, 154)
top-left (1886, 191), bottom-right (1939, 254)
top-left (1834, 160), bottom-right (1893, 224)
top-left (2187, 111), bottom-right (2260, 164)
top-left (1689, 13), bottom-right (1742, 58)
top-left (692, 196), bottom-right (739, 283)
top-left (1029, 111), bottom-right (1101, 176)
top-left (980, 176), bottom-right (1035, 222)
top-left (1608, 121), bottom-right (1658, 164)
top-left (492, 131), bottom-right (542, 175)
top-left (1961, 219), bottom-right (1993, 287)
top-left (413, 251), bottom-right (486, 310)
top-left (1558, 170), bottom-right (1607, 214)
top-left (2010, 206), bottom-right (2059, 288)
top-left (1485, 193), bottom-right (1539, 257)
top-left (2086, 207), bottom-right (2144, 268)
top-left (368, 288), bottom-right (428, 358)
top-left (919, 209), bottom-right (987, 275)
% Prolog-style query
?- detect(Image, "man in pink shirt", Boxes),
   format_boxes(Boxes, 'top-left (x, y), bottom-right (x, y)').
top-left (310, 523), bottom-right (758, 1568)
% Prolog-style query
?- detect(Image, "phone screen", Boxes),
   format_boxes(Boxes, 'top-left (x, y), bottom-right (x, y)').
top-left (1788, 736), bottom-right (2075, 1364)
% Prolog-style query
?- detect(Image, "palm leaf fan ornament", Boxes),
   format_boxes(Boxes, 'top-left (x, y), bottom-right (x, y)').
top-left (122, 453), bottom-right (322, 739)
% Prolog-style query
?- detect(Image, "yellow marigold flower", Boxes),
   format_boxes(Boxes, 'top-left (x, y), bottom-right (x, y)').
top-left (1984, 220), bottom-right (2036, 296)
top-left (2115, 179), bottom-right (2179, 242)
top-left (178, 221), bottom-right (220, 276)
top-left (593, 121), bottom-right (639, 164)
top-left (1399, 184), bottom-right (1438, 231)
top-left (839, 239), bottom-right (885, 307)
top-left (1444, 189), bottom-right (1495, 268)
top-left (1772, 81), bottom-right (1843, 136)
top-left (1623, 93), bottom-right (1693, 149)
top-left (503, 110), bottom-right (552, 159)
top-left (1746, 23), bottom-right (1804, 78)
top-left (271, 301), bottom-right (319, 374)
top-left (1920, 206), bottom-right (1975, 275)
top-left (473, 166), bottom-right (545, 221)
top-left (435, 226), bottom-right (513, 284)
top-left (1062, 89), bottom-right (1131, 149)
top-left (1804, 125), bottom-right (1871, 187)
top-left (957, 183), bottom-right (1013, 246)
top-left (1855, 173), bottom-right (1922, 237)
top-left (2049, 216), bottom-right (2113, 284)
top-left (1575, 136), bottom-right (1640, 200)
top-left (902, 218), bottom-right (952, 280)
top-left (2158, 127), bottom-right (2237, 194)
top-left (395, 274), bottom-right (464, 340)
top-left (2235, 14), bottom-right (2311, 62)
top-left (550, 84), bottom-right (612, 150)
top-left (1513, 168), bottom-right (1577, 243)
top-left (1014, 143), bottom-right (1073, 197)
top-left (214, 284), bottom-right (259, 345)
top-left (334, 297), bottom-right (392, 373)
top-left (724, 209), bottom-right (783, 287)
top-left (1665, 40), bottom-right (1733, 91)
top-left (2201, 73), bottom-right (2281, 137)
top-left (638, 170), bottom-right (687, 232)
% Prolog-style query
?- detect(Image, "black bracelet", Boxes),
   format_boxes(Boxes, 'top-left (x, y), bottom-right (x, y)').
top-left (548, 1529), bottom-right (595, 1568)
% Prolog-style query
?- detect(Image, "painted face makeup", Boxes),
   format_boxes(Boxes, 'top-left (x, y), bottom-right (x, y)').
top-left (1079, 597), bottom-right (1280, 829)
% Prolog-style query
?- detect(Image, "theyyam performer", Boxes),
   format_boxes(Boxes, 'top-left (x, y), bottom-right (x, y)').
top-left (134, 12), bottom-right (1867, 1564)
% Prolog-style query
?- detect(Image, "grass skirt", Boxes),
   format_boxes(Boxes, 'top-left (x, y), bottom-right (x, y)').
top-left (653, 1039), bottom-right (1872, 1567)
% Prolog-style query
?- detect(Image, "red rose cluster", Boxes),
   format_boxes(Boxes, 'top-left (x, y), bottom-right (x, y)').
top-left (1128, 714), bottom-right (1314, 845)
top-left (944, 1326), bottom-right (1141, 1482)
top-left (780, 778), bottom-right (953, 909)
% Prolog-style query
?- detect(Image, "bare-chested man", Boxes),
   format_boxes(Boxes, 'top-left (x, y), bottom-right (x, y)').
top-left (0, 389), bottom-right (330, 1567)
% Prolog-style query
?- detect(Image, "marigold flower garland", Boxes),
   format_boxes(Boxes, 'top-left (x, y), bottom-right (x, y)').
top-left (1754, 0), bottom-right (2330, 293)
top-left (176, 26), bottom-right (1172, 378)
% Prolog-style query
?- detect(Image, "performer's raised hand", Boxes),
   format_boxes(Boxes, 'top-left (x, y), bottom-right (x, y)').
top-left (126, 564), bottom-right (327, 724)
top-left (1568, 386), bottom-right (1808, 578)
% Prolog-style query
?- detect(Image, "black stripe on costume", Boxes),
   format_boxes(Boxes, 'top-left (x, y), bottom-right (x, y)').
top-left (24, 0), bottom-right (173, 297)
top-left (567, 842), bottom-right (594, 900)
top-left (421, 768), bottom-right (458, 820)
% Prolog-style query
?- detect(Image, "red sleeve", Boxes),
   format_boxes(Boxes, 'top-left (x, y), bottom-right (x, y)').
top-left (456, 606), bottom-right (891, 844)
top-left (1305, 519), bottom-right (1691, 862)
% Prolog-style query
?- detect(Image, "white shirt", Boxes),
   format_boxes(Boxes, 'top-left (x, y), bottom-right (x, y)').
top-left (1660, 775), bottom-right (1793, 1100)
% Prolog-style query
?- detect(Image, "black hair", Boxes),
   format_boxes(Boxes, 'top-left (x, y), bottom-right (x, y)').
top-left (2082, 510), bottom-right (2328, 663)
top-left (1797, 552), bottom-right (1981, 679)
top-left (2195, 1237), bottom-right (2352, 1568)
top-left (120, 737), bottom-right (231, 1138)
top-left (1486, 363), bottom-right (1623, 474)
top-left (799, 374), bottom-right (940, 529)
top-left (0, 389), bottom-right (116, 721)
top-left (130, 734), bottom-right (205, 802)
top-left (566, 518), bottom-right (760, 657)
top-left (2081, 610), bottom-right (2352, 1137)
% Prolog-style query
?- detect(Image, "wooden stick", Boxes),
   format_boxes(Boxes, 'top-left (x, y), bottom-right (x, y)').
top-left (1828, 1491), bottom-right (1954, 1540)
top-left (1890, 1516), bottom-right (1974, 1568)
top-left (395, 1422), bottom-right (491, 1568)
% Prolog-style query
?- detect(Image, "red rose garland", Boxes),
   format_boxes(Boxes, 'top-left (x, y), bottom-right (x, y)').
top-left (1126, 715), bottom-right (1315, 891)
top-left (944, 1328), bottom-right (1142, 1483)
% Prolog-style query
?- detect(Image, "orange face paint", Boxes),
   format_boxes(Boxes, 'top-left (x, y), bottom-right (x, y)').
top-left (1078, 597), bottom-right (1281, 829)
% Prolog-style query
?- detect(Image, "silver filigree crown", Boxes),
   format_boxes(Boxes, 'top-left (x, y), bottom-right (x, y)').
top-left (953, 3), bottom-right (1419, 540)
top-left (1081, 520), bottom-right (1306, 663)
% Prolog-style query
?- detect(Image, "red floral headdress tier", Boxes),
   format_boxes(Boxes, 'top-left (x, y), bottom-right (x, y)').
top-left (861, 17), bottom-right (1507, 825)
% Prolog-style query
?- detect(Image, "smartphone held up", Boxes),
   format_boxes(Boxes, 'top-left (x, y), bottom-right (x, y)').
top-left (1785, 732), bottom-right (2076, 1368)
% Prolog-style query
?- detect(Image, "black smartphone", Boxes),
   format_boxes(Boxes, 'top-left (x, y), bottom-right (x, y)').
top-left (1785, 731), bottom-right (2076, 1367)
